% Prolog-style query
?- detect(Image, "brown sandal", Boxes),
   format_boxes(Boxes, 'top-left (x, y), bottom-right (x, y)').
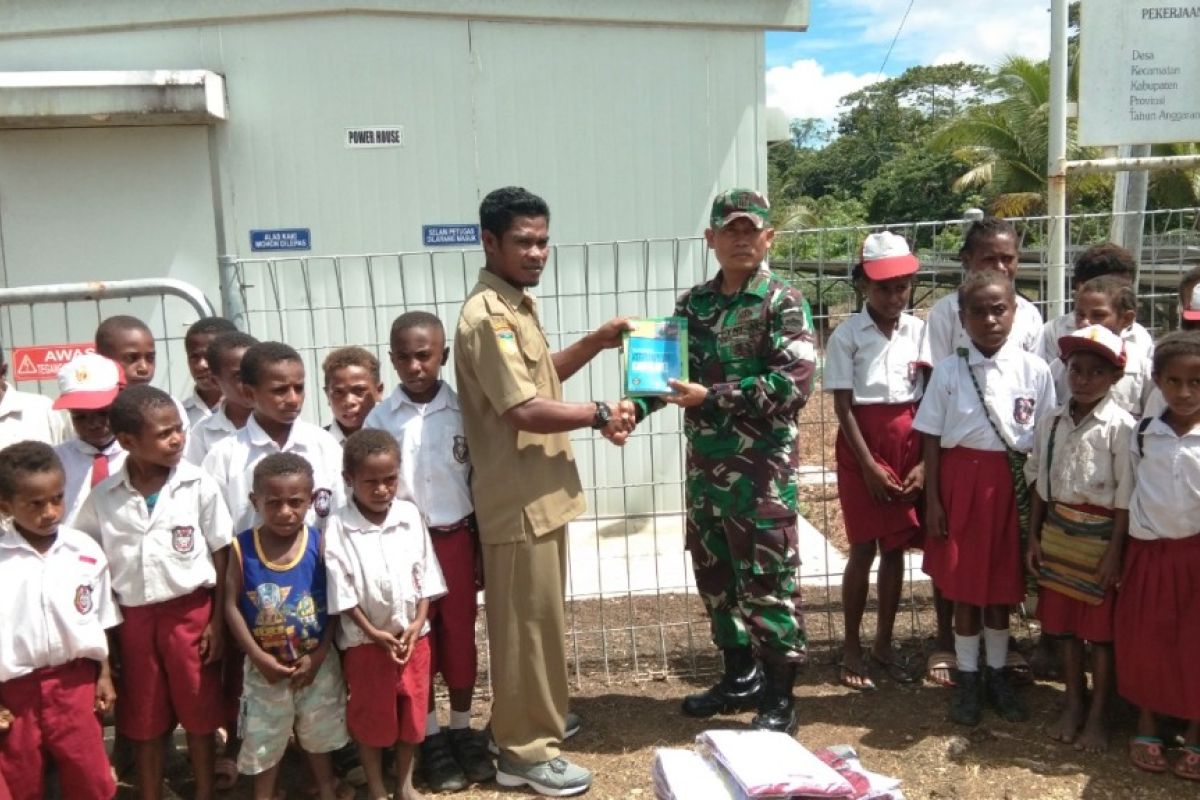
top-left (1174, 747), bottom-right (1200, 781)
top-left (1130, 737), bottom-right (1168, 773)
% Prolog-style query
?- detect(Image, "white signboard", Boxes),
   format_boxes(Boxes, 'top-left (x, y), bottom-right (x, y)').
top-left (1079, 1), bottom-right (1200, 146)
top-left (344, 126), bottom-right (404, 148)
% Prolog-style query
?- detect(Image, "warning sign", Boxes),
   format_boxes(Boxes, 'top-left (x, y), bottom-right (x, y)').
top-left (10, 343), bottom-right (95, 382)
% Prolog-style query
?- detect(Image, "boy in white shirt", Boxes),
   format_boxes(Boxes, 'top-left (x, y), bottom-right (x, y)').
top-left (202, 341), bottom-right (343, 534)
top-left (925, 217), bottom-right (1044, 362)
top-left (323, 346), bottom-right (383, 444)
top-left (181, 317), bottom-right (238, 429)
top-left (364, 311), bottom-right (493, 791)
top-left (184, 331), bottom-right (258, 465)
top-left (74, 385), bottom-right (233, 800)
top-left (52, 353), bottom-right (127, 525)
top-left (0, 441), bottom-right (120, 800)
top-left (0, 342), bottom-right (68, 449)
top-left (94, 315), bottom-right (189, 424)
top-left (326, 429), bottom-right (447, 800)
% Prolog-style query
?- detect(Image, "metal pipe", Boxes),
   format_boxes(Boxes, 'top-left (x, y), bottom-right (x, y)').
top-left (1068, 153), bottom-right (1200, 175)
top-left (0, 278), bottom-right (215, 318)
top-left (1046, 0), bottom-right (1070, 320)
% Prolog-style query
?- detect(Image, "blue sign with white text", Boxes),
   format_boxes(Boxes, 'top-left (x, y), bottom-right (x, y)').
top-left (251, 228), bottom-right (311, 252)
top-left (423, 224), bottom-right (481, 247)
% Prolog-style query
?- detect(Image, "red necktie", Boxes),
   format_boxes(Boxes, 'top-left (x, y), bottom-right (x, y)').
top-left (91, 452), bottom-right (109, 488)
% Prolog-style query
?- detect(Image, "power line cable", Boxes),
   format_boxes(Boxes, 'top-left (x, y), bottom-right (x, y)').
top-left (878, 0), bottom-right (917, 78)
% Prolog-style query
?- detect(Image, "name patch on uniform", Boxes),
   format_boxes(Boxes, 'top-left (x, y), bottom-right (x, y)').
top-left (313, 488), bottom-right (333, 518)
top-left (74, 584), bottom-right (94, 614)
top-left (490, 318), bottom-right (518, 354)
top-left (78, 555), bottom-right (97, 564)
top-left (172, 526), bottom-right (195, 554)
top-left (453, 434), bottom-right (469, 464)
top-left (1013, 397), bottom-right (1035, 425)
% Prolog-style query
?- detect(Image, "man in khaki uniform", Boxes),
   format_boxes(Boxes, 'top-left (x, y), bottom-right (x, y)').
top-left (454, 186), bottom-right (634, 797)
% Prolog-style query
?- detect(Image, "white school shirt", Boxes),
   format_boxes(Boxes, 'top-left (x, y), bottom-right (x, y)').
top-left (1050, 342), bottom-right (1153, 418)
top-left (363, 383), bottom-right (473, 527)
top-left (181, 388), bottom-right (217, 430)
top-left (202, 414), bottom-right (344, 534)
top-left (0, 524), bottom-right (121, 682)
top-left (74, 460), bottom-right (233, 607)
top-left (913, 341), bottom-right (1056, 452)
top-left (1023, 394), bottom-right (1135, 509)
top-left (925, 292), bottom-right (1043, 363)
top-left (1128, 415), bottom-right (1200, 541)
top-left (822, 309), bottom-right (930, 405)
top-left (0, 383), bottom-right (69, 448)
top-left (183, 402), bottom-right (240, 465)
top-left (324, 422), bottom-right (349, 445)
top-left (55, 438), bottom-right (127, 526)
top-left (324, 499), bottom-right (447, 649)
top-left (1038, 312), bottom-right (1154, 363)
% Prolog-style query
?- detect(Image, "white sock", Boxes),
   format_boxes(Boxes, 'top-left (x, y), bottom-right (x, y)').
top-left (449, 709), bottom-right (471, 730)
top-left (955, 633), bottom-right (981, 673)
top-left (425, 711), bottom-right (441, 736)
top-left (983, 627), bottom-right (1009, 670)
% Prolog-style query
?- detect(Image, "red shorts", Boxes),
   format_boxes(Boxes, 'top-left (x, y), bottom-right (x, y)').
top-left (116, 589), bottom-right (224, 740)
top-left (835, 403), bottom-right (923, 552)
top-left (922, 447), bottom-right (1023, 607)
top-left (0, 659), bottom-right (115, 800)
top-left (343, 637), bottom-right (430, 747)
top-left (1116, 535), bottom-right (1200, 719)
top-left (428, 519), bottom-right (479, 690)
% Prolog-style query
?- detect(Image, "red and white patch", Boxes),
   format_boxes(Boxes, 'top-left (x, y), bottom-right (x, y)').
top-left (74, 584), bottom-right (94, 615)
top-left (172, 525), bottom-right (195, 554)
top-left (1013, 397), bottom-right (1035, 425)
top-left (313, 488), bottom-right (333, 518)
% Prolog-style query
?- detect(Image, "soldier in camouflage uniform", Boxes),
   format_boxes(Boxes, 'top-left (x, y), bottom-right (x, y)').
top-left (634, 189), bottom-right (816, 734)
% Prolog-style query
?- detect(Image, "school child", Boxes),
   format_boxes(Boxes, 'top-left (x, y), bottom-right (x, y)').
top-left (925, 217), bottom-right (1044, 362)
top-left (95, 315), bottom-right (189, 423)
top-left (325, 429), bottom-right (447, 800)
top-left (1025, 325), bottom-right (1134, 753)
top-left (323, 346), bottom-right (383, 444)
top-left (224, 453), bottom-right (350, 800)
top-left (184, 331), bottom-right (259, 465)
top-left (0, 441), bottom-right (120, 800)
top-left (182, 317), bottom-right (238, 429)
top-left (1177, 265), bottom-right (1200, 332)
top-left (202, 341), bottom-right (343, 535)
top-left (74, 385), bottom-right (233, 800)
top-left (1038, 243), bottom-right (1154, 362)
top-left (363, 311), bottom-right (493, 791)
top-left (52, 353), bottom-right (127, 525)
top-left (913, 269), bottom-right (1055, 726)
top-left (0, 339), bottom-right (69, 449)
top-left (1116, 330), bottom-right (1200, 780)
top-left (823, 233), bottom-right (927, 691)
top-left (1048, 277), bottom-right (1153, 418)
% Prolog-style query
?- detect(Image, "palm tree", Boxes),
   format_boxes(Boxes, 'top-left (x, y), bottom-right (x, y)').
top-left (933, 56), bottom-right (1106, 216)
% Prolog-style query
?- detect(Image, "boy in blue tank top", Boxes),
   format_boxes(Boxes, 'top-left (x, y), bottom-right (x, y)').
top-left (224, 453), bottom-right (350, 800)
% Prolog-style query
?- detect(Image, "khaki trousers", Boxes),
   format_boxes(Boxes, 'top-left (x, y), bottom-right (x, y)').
top-left (482, 525), bottom-right (569, 765)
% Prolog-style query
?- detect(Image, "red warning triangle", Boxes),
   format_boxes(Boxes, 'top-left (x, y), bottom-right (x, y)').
top-left (15, 354), bottom-right (37, 378)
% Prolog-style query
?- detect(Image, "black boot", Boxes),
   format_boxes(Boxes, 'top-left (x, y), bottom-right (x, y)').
top-left (681, 647), bottom-right (763, 718)
top-left (949, 670), bottom-right (983, 726)
top-left (985, 666), bottom-right (1029, 722)
top-left (751, 661), bottom-right (798, 735)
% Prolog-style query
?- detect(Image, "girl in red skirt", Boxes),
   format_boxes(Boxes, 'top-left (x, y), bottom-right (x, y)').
top-left (913, 270), bottom-right (1055, 726)
top-left (825, 232), bottom-right (929, 691)
top-left (1026, 325), bottom-right (1134, 753)
top-left (1117, 330), bottom-right (1200, 781)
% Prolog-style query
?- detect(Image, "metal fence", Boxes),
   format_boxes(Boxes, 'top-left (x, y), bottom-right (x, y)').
top-left (233, 207), bottom-right (1200, 682)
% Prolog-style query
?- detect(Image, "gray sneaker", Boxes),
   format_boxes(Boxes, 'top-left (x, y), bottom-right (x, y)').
top-left (496, 755), bottom-right (592, 797)
top-left (487, 711), bottom-right (583, 756)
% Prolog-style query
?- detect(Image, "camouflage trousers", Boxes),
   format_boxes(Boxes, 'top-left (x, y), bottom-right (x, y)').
top-left (686, 510), bottom-right (807, 664)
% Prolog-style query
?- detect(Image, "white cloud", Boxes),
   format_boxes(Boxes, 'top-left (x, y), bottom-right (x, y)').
top-left (765, 59), bottom-right (877, 124)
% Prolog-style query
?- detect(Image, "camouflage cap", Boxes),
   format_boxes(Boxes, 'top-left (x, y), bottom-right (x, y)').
top-left (710, 189), bottom-right (770, 230)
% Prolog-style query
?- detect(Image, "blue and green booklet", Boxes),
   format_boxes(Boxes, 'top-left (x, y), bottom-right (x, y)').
top-left (622, 317), bottom-right (688, 397)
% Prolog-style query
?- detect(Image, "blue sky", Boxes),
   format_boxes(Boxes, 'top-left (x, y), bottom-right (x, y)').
top-left (764, 0), bottom-right (1053, 124)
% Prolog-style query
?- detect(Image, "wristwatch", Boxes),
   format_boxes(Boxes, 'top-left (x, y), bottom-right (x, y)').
top-left (591, 401), bottom-right (612, 430)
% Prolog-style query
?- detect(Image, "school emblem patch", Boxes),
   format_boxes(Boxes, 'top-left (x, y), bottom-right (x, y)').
top-left (313, 488), bottom-right (333, 518)
top-left (74, 584), bottom-right (94, 615)
top-left (1013, 397), bottom-right (1035, 425)
top-left (172, 526), bottom-right (195, 554)
top-left (452, 435), bottom-right (469, 464)
top-left (490, 318), bottom-right (518, 355)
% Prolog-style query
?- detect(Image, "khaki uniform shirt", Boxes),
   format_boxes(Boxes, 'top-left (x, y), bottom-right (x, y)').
top-left (454, 269), bottom-right (586, 544)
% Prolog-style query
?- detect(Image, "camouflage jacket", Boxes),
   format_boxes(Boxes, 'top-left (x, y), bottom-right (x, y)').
top-left (635, 267), bottom-right (816, 518)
